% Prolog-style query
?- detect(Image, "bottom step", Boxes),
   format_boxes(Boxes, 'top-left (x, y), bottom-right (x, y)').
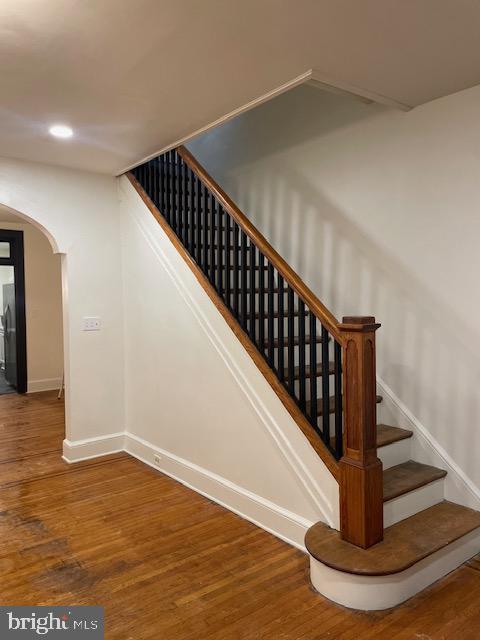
top-left (305, 501), bottom-right (480, 610)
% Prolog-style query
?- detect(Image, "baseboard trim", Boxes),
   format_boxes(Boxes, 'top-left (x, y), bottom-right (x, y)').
top-left (28, 377), bottom-right (62, 393)
top-left (62, 432), bottom-right (125, 463)
top-left (377, 376), bottom-right (480, 511)
top-left (125, 432), bottom-right (312, 550)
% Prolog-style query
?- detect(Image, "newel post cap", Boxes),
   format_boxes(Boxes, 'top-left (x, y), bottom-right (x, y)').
top-left (339, 316), bottom-right (381, 332)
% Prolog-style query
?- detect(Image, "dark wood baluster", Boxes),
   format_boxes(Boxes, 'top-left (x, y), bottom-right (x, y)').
top-left (170, 151), bottom-right (177, 232)
top-left (267, 263), bottom-right (275, 367)
top-left (146, 161), bottom-right (152, 200)
top-left (298, 300), bottom-right (306, 410)
top-left (249, 242), bottom-right (257, 343)
top-left (309, 312), bottom-right (318, 429)
top-left (149, 161), bottom-right (155, 205)
top-left (176, 153), bottom-right (183, 240)
top-left (187, 168), bottom-right (195, 256)
top-left (217, 205), bottom-right (224, 297)
top-left (258, 253), bottom-right (265, 353)
top-left (232, 223), bottom-right (239, 317)
top-left (159, 156), bottom-right (165, 214)
top-left (287, 286), bottom-right (295, 391)
top-left (202, 185), bottom-right (208, 272)
top-left (196, 175), bottom-right (202, 264)
top-left (154, 160), bottom-right (159, 205)
top-left (277, 274), bottom-right (284, 382)
top-left (240, 232), bottom-right (248, 330)
top-left (334, 339), bottom-right (343, 459)
top-left (209, 193), bottom-right (216, 285)
top-left (182, 160), bottom-right (188, 247)
top-left (224, 213), bottom-right (231, 304)
top-left (321, 325), bottom-right (330, 444)
top-left (164, 151), bottom-right (172, 226)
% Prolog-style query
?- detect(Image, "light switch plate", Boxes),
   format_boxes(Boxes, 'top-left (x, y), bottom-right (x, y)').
top-left (83, 317), bottom-right (101, 331)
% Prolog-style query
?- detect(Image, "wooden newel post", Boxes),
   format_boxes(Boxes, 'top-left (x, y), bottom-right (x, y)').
top-left (338, 316), bottom-right (383, 549)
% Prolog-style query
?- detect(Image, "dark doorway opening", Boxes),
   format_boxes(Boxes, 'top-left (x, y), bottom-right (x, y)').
top-left (0, 230), bottom-right (27, 394)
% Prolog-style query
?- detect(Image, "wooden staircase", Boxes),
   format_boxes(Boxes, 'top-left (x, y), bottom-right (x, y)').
top-left (128, 146), bottom-right (480, 610)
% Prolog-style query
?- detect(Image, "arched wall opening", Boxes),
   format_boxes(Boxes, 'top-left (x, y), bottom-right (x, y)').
top-left (0, 158), bottom-right (125, 461)
top-left (0, 202), bottom-right (69, 440)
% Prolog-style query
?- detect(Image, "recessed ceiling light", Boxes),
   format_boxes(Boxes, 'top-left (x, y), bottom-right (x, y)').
top-left (49, 124), bottom-right (73, 139)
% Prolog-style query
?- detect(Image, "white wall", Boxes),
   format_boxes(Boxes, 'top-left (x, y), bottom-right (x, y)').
top-left (0, 157), bottom-right (124, 442)
top-left (118, 176), bottom-right (339, 548)
top-left (187, 84), bottom-right (480, 504)
top-left (0, 220), bottom-right (63, 391)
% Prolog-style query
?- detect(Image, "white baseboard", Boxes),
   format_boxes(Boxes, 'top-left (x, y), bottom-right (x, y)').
top-left (125, 432), bottom-right (312, 550)
top-left (377, 376), bottom-right (480, 512)
top-left (28, 377), bottom-right (62, 393)
top-left (62, 432), bottom-right (125, 463)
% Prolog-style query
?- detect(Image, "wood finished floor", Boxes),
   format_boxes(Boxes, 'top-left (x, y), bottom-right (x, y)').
top-left (0, 391), bottom-right (479, 639)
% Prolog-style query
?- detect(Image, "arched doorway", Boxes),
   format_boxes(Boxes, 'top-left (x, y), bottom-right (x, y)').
top-left (0, 202), bottom-right (66, 426)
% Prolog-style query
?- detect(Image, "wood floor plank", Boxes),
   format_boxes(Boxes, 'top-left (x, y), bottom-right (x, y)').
top-left (0, 391), bottom-right (479, 639)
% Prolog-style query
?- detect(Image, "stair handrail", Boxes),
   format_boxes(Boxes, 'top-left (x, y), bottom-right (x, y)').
top-left (129, 146), bottom-right (384, 549)
top-left (177, 146), bottom-right (343, 344)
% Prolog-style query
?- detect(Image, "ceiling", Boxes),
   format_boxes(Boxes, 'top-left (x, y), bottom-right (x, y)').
top-left (1, 0), bottom-right (480, 175)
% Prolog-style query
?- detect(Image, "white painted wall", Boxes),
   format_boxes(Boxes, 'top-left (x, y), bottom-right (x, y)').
top-left (187, 83), bottom-right (480, 506)
top-left (0, 157), bottom-right (124, 442)
top-left (0, 219), bottom-right (63, 392)
top-left (118, 176), bottom-right (339, 548)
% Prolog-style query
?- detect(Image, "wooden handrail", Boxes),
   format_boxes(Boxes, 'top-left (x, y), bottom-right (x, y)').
top-left (127, 170), bottom-right (340, 480)
top-left (130, 149), bottom-right (384, 548)
top-left (177, 146), bottom-right (344, 344)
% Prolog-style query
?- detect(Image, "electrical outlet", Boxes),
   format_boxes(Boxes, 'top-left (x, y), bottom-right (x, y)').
top-left (153, 454), bottom-right (161, 466)
top-left (83, 317), bottom-right (101, 331)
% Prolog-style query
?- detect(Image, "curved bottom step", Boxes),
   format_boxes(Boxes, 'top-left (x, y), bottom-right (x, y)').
top-left (306, 502), bottom-right (480, 610)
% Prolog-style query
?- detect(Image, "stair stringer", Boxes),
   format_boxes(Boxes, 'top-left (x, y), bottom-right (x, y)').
top-left (118, 175), bottom-right (340, 549)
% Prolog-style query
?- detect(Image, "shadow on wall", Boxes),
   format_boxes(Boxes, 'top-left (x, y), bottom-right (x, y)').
top-left (188, 86), bottom-right (480, 489)
top-left (241, 161), bottom-right (480, 488)
top-left (191, 87), bottom-right (389, 173)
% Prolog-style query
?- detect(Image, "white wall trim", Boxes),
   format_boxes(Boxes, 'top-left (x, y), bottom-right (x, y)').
top-left (28, 377), bottom-right (62, 393)
top-left (120, 177), bottom-right (338, 528)
top-left (62, 432), bottom-right (125, 463)
top-left (378, 376), bottom-right (480, 510)
top-left (125, 432), bottom-right (311, 550)
top-left (309, 69), bottom-right (412, 111)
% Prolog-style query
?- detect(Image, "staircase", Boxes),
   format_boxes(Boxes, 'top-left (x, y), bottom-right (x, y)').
top-left (129, 146), bottom-right (480, 610)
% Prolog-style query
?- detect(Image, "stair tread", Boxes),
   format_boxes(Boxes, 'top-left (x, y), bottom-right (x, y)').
top-left (305, 501), bottom-right (480, 576)
top-left (244, 287), bottom-right (289, 294)
top-left (256, 310), bottom-right (300, 320)
top-left (283, 362), bottom-right (335, 379)
top-left (265, 335), bottom-right (323, 348)
top-left (376, 424), bottom-right (413, 448)
top-left (329, 423), bottom-right (412, 449)
top-left (193, 261), bottom-right (268, 270)
top-left (306, 394), bottom-right (382, 417)
top-left (383, 460), bottom-right (447, 502)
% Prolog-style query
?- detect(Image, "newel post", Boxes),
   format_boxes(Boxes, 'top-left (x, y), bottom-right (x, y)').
top-left (338, 316), bottom-right (383, 549)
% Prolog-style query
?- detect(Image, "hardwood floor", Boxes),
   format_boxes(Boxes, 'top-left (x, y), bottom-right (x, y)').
top-left (0, 391), bottom-right (479, 639)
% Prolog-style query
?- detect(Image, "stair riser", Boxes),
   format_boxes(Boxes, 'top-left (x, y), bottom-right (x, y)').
top-left (308, 527), bottom-right (480, 611)
top-left (384, 479), bottom-right (444, 527)
top-left (378, 438), bottom-right (411, 470)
